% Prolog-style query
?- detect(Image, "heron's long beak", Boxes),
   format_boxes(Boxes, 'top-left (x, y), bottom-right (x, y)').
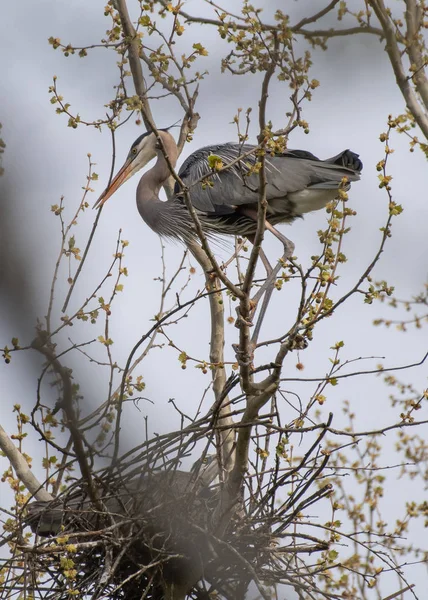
top-left (93, 155), bottom-right (139, 209)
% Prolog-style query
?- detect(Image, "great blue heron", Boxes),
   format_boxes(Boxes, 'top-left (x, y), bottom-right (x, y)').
top-left (95, 131), bottom-right (362, 342)
top-left (26, 462), bottom-right (220, 599)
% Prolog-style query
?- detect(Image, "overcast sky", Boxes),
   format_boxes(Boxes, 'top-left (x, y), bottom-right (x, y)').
top-left (1, 1), bottom-right (427, 597)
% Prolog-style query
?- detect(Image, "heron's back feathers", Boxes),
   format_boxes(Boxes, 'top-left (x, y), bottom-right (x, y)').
top-left (176, 143), bottom-right (362, 223)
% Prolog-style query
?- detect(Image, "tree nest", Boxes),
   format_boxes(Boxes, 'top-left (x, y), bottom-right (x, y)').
top-left (19, 467), bottom-right (272, 600)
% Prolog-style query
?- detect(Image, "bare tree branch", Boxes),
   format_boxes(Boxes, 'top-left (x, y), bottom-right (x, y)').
top-left (115, 0), bottom-right (155, 133)
top-left (369, 0), bottom-right (428, 139)
top-left (0, 424), bottom-right (53, 502)
top-left (405, 0), bottom-right (428, 110)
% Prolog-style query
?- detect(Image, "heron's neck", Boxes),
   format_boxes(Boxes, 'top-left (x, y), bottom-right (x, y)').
top-left (141, 134), bottom-right (178, 197)
top-left (136, 132), bottom-right (179, 231)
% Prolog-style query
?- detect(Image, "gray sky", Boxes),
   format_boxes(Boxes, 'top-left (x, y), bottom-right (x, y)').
top-left (1, 1), bottom-right (427, 597)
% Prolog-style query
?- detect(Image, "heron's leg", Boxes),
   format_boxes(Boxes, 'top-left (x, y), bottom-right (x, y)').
top-left (263, 221), bottom-right (295, 259)
top-left (250, 247), bottom-right (276, 345)
top-left (250, 244), bottom-right (292, 346)
top-left (234, 209), bottom-right (295, 345)
top-left (251, 246), bottom-right (278, 303)
top-left (251, 223), bottom-right (295, 344)
top-left (234, 242), bottom-right (278, 332)
top-left (238, 207), bottom-right (296, 259)
top-left (237, 235), bottom-right (286, 346)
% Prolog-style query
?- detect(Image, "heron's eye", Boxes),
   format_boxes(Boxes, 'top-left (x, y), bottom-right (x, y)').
top-left (131, 147), bottom-right (138, 155)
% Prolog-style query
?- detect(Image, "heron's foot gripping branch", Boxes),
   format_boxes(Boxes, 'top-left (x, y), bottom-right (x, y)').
top-left (232, 343), bottom-right (254, 368)
top-left (234, 304), bottom-right (256, 329)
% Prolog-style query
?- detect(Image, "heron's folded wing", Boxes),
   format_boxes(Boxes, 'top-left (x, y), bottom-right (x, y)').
top-left (177, 144), bottom-right (361, 215)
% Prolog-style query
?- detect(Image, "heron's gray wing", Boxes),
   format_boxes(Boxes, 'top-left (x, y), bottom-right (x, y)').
top-left (25, 471), bottom-right (214, 537)
top-left (273, 153), bottom-right (362, 192)
top-left (26, 494), bottom-right (95, 536)
top-left (176, 144), bottom-right (362, 215)
top-left (177, 143), bottom-right (257, 214)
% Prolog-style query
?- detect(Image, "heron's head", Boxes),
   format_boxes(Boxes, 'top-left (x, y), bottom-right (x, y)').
top-left (94, 131), bottom-right (161, 208)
